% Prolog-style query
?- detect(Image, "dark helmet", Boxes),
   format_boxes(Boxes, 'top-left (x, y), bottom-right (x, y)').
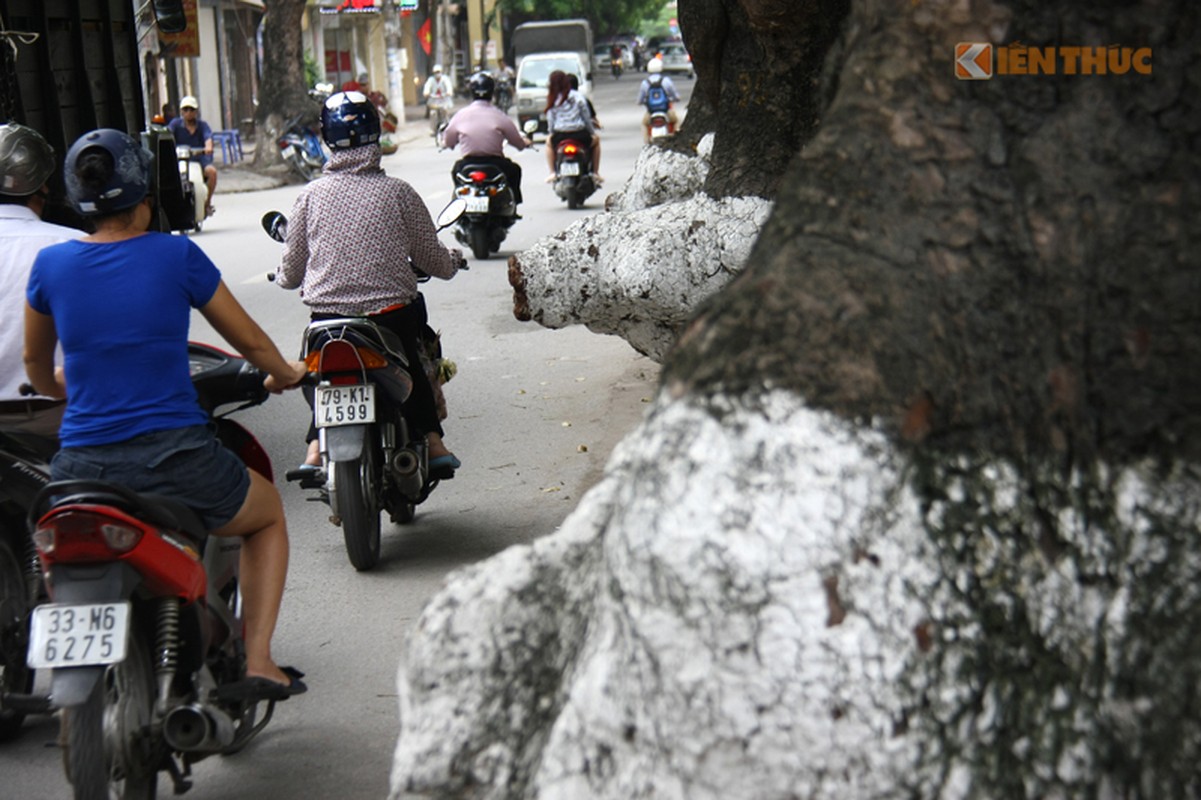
top-left (0, 123), bottom-right (56, 197)
top-left (320, 91), bottom-right (380, 150)
top-left (63, 128), bottom-right (151, 216)
top-left (468, 72), bottom-right (495, 101)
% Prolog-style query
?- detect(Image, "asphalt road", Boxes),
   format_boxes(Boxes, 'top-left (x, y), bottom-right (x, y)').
top-left (0, 74), bottom-right (689, 798)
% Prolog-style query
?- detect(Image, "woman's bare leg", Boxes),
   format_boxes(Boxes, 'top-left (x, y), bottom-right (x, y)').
top-left (210, 470), bottom-right (291, 685)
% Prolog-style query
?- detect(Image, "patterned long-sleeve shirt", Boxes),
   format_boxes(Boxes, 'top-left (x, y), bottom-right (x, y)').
top-left (276, 145), bottom-right (459, 315)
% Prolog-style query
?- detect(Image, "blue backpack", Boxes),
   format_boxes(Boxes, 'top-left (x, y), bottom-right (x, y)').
top-left (645, 76), bottom-right (669, 113)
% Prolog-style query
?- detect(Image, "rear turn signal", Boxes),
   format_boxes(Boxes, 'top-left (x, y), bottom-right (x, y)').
top-left (33, 512), bottom-right (145, 562)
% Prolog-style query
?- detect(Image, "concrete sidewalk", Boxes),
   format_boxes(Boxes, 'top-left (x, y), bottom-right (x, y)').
top-left (214, 103), bottom-right (436, 195)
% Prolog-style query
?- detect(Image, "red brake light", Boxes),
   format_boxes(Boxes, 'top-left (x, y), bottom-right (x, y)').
top-left (469, 171), bottom-right (487, 183)
top-left (34, 511), bottom-right (144, 563)
top-left (563, 143), bottom-right (578, 156)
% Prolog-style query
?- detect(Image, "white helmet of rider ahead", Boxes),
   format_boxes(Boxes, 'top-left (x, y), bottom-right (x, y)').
top-left (647, 57), bottom-right (663, 74)
top-left (433, 64), bottom-right (443, 73)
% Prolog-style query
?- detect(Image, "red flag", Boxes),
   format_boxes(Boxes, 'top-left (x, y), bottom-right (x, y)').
top-left (418, 18), bottom-right (432, 56)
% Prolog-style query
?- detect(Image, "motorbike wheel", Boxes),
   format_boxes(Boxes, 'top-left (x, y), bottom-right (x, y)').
top-left (0, 537), bottom-right (32, 741)
top-left (334, 443), bottom-right (382, 571)
top-left (286, 152), bottom-right (314, 182)
top-left (566, 187), bottom-right (582, 210)
top-left (63, 627), bottom-right (159, 800)
top-left (469, 226), bottom-right (490, 261)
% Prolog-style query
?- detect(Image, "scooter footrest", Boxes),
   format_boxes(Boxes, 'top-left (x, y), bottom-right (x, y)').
top-left (0, 692), bottom-right (52, 713)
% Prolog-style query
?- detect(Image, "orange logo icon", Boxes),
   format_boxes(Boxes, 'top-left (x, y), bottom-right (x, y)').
top-left (955, 43), bottom-right (993, 80)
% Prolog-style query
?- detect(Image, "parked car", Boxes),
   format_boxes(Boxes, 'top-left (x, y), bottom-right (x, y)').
top-left (515, 51), bottom-right (592, 134)
top-left (659, 42), bottom-right (694, 79)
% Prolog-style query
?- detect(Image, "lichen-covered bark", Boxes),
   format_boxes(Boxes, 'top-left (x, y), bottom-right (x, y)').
top-left (667, 0), bottom-right (1201, 468)
top-left (394, 1), bottom-right (1201, 797)
top-left (677, 0), bottom-right (849, 197)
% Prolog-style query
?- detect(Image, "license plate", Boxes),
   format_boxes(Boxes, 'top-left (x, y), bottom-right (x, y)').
top-left (560, 161), bottom-right (580, 176)
top-left (315, 384), bottom-right (375, 428)
top-left (651, 126), bottom-right (669, 138)
top-left (28, 602), bottom-right (129, 669)
top-left (465, 195), bottom-right (490, 213)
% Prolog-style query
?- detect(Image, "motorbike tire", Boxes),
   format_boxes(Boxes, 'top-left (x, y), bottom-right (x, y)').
top-left (469, 226), bottom-right (490, 261)
top-left (0, 538), bottom-right (32, 741)
top-left (334, 445), bottom-right (382, 571)
top-left (286, 153), bottom-right (314, 182)
top-left (567, 187), bottom-right (582, 210)
top-left (63, 626), bottom-right (158, 800)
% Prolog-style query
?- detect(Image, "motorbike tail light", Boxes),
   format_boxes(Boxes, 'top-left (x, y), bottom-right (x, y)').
top-left (563, 143), bottom-right (579, 156)
top-left (469, 171), bottom-right (488, 183)
top-left (307, 340), bottom-right (387, 375)
top-left (34, 511), bottom-right (145, 562)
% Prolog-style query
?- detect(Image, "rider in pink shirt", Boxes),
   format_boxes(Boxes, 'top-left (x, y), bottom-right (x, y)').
top-left (442, 72), bottom-right (531, 203)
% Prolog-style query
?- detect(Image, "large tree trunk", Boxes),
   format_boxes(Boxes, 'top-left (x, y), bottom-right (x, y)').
top-left (393, 1), bottom-right (1201, 798)
top-left (252, 0), bottom-right (310, 169)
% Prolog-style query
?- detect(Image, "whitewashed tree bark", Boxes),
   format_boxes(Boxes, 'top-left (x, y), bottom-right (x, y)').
top-left (391, 0), bottom-right (1201, 797)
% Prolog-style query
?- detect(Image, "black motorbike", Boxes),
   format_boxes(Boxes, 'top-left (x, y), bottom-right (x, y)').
top-left (0, 430), bottom-right (52, 741)
top-left (262, 202), bottom-right (468, 571)
top-left (451, 163), bottom-right (518, 260)
top-left (552, 133), bottom-right (598, 210)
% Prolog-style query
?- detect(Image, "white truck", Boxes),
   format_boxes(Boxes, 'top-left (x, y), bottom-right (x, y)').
top-left (512, 19), bottom-right (594, 134)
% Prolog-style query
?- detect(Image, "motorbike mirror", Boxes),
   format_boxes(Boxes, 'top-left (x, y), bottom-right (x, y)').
top-left (522, 119), bottom-right (539, 135)
top-left (261, 211), bottom-right (288, 243)
top-left (435, 198), bottom-right (468, 231)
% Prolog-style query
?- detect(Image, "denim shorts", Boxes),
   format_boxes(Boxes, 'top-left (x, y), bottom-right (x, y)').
top-left (51, 424), bottom-right (251, 531)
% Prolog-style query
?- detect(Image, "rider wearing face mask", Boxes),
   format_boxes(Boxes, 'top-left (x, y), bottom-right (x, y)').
top-left (274, 91), bottom-right (464, 475)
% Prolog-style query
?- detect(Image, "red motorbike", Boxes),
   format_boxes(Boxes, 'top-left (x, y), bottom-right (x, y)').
top-left (21, 343), bottom-right (287, 799)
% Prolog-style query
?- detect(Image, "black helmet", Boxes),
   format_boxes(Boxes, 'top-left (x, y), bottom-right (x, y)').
top-left (63, 129), bottom-right (151, 216)
top-left (0, 123), bottom-right (56, 197)
top-left (320, 91), bottom-right (380, 150)
top-left (468, 72), bottom-right (495, 101)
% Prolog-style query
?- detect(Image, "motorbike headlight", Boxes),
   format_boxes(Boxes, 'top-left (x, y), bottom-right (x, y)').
top-left (176, 145), bottom-right (190, 159)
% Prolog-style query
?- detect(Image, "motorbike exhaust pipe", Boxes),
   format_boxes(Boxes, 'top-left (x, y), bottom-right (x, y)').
top-left (392, 448), bottom-right (420, 477)
top-left (163, 703), bottom-right (236, 752)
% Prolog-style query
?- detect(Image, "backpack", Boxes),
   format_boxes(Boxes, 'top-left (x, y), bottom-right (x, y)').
top-left (645, 76), bottom-right (669, 113)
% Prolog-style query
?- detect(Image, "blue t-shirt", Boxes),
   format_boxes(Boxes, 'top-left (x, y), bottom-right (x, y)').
top-left (168, 117), bottom-right (214, 168)
top-left (27, 234), bottom-right (221, 447)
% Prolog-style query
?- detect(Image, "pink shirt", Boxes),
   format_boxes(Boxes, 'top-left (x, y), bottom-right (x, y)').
top-left (442, 100), bottom-right (527, 157)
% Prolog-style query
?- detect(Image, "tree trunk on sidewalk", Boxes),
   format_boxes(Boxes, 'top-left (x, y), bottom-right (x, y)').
top-left (393, 2), bottom-right (1201, 797)
top-left (253, 0), bottom-right (311, 169)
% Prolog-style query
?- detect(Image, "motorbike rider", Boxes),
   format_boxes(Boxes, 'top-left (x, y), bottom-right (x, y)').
top-left (423, 64), bottom-right (455, 134)
top-left (443, 72), bottom-right (532, 205)
top-left (167, 95), bottom-right (217, 218)
top-left (24, 128), bottom-right (308, 698)
top-left (492, 58), bottom-right (515, 109)
top-left (638, 57), bottom-right (682, 143)
top-left (545, 69), bottom-right (602, 184)
top-left (275, 91), bottom-right (464, 475)
top-left (0, 123), bottom-right (83, 438)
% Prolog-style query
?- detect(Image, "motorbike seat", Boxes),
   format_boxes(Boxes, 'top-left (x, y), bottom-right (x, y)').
top-left (32, 480), bottom-right (208, 545)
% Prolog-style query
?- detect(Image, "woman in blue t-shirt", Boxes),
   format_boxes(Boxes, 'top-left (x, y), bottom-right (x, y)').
top-left (24, 129), bottom-right (309, 699)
